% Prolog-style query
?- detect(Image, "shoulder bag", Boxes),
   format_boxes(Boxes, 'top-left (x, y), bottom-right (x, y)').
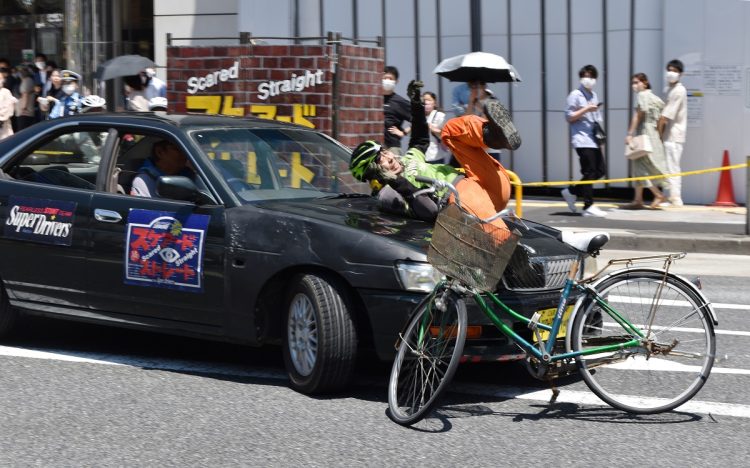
top-left (625, 134), bottom-right (652, 160)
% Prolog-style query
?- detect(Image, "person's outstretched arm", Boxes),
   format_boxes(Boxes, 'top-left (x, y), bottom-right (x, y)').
top-left (406, 80), bottom-right (429, 154)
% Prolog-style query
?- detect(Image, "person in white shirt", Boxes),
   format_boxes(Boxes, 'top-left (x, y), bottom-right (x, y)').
top-left (422, 91), bottom-right (449, 164)
top-left (657, 59), bottom-right (687, 207)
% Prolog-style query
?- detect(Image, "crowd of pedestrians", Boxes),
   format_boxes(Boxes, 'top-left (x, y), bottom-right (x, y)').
top-left (378, 59), bottom-right (688, 220)
top-left (0, 54), bottom-right (167, 142)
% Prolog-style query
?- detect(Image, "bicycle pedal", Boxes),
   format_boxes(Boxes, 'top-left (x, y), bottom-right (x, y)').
top-left (528, 312), bottom-right (541, 330)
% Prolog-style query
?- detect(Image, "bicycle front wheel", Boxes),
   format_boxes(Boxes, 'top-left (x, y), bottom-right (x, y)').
top-left (571, 269), bottom-right (716, 414)
top-left (387, 288), bottom-right (467, 426)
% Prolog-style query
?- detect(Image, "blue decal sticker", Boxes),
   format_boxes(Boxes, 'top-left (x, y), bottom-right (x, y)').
top-left (4, 196), bottom-right (76, 246)
top-left (125, 209), bottom-right (210, 292)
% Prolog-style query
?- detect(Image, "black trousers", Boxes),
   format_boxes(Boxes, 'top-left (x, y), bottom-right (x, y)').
top-left (570, 146), bottom-right (606, 209)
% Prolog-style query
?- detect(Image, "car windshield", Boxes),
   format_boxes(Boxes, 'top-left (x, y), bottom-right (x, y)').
top-left (190, 128), bottom-right (370, 202)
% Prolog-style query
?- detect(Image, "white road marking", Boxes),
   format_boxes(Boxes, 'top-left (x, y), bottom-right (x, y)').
top-left (2, 345), bottom-right (750, 418)
top-left (602, 321), bottom-right (750, 337)
top-left (454, 384), bottom-right (750, 419)
top-left (608, 295), bottom-right (750, 311)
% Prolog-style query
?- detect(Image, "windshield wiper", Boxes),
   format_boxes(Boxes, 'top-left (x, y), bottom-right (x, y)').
top-left (321, 193), bottom-right (372, 199)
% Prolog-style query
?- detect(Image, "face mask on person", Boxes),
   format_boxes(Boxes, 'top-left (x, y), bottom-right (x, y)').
top-left (632, 82), bottom-right (645, 93)
top-left (382, 79), bottom-right (396, 92)
top-left (666, 71), bottom-right (680, 84)
top-left (62, 84), bottom-right (76, 95)
top-left (35, 61), bottom-right (46, 70)
top-left (580, 77), bottom-right (596, 89)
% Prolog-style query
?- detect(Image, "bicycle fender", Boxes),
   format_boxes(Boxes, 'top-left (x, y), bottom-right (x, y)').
top-left (564, 267), bottom-right (718, 353)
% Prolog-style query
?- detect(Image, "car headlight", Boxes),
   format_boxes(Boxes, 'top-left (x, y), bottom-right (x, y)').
top-left (395, 261), bottom-right (444, 293)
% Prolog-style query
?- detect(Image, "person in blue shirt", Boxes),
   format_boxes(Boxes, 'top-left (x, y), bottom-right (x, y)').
top-left (130, 140), bottom-right (194, 198)
top-left (47, 70), bottom-right (83, 119)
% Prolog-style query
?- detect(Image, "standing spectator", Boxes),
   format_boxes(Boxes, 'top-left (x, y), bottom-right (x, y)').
top-left (450, 80), bottom-right (494, 117)
top-left (422, 91), bottom-right (449, 163)
top-left (47, 70), bottom-right (84, 119)
top-left (124, 75), bottom-right (150, 111)
top-left (42, 68), bottom-right (64, 99)
top-left (0, 71), bottom-right (17, 140)
top-left (33, 53), bottom-right (49, 87)
top-left (561, 64), bottom-right (607, 217)
top-left (623, 73), bottom-right (669, 209)
top-left (142, 68), bottom-right (167, 100)
top-left (382, 65), bottom-right (411, 150)
top-left (16, 65), bottom-right (37, 130)
top-left (658, 59), bottom-right (687, 207)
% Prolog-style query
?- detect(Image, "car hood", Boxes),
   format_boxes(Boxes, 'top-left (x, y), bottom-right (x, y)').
top-left (247, 195), bottom-right (433, 252)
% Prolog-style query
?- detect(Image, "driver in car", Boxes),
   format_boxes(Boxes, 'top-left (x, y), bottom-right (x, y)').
top-left (130, 140), bottom-right (195, 198)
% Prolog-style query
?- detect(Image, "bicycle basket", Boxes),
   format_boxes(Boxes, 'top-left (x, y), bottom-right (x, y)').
top-left (427, 204), bottom-right (521, 292)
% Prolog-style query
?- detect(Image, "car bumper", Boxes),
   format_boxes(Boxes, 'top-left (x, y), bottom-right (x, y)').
top-left (359, 287), bottom-right (574, 362)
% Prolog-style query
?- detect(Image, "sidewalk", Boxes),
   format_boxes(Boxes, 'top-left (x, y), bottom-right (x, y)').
top-left (513, 197), bottom-right (750, 255)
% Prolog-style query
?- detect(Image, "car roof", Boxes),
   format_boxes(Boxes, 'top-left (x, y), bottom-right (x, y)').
top-left (0, 112), bottom-right (316, 156)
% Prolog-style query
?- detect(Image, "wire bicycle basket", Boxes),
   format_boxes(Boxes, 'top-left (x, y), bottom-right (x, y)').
top-left (427, 204), bottom-right (521, 292)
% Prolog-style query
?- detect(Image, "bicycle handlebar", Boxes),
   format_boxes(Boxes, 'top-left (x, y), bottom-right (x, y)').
top-left (414, 176), bottom-right (461, 207)
top-left (414, 175), bottom-right (518, 224)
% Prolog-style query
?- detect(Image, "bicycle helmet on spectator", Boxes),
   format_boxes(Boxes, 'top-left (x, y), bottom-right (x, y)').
top-left (80, 94), bottom-right (106, 112)
top-left (349, 140), bottom-right (382, 182)
top-left (148, 96), bottom-right (168, 111)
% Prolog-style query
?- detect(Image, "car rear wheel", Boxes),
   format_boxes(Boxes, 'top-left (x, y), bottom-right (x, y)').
top-left (0, 283), bottom-right (17, 338)
top-left (282, 274), bottom-right (357, 394)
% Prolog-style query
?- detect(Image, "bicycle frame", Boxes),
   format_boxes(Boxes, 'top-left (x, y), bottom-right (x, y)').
top-left (465, 258), bottom-right (645, 364)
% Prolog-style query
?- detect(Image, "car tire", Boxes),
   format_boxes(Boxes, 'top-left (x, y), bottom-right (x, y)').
top-left (282, 273), bottom-right (357, 394)
top-left (0, 283), bottom-right (17, 338)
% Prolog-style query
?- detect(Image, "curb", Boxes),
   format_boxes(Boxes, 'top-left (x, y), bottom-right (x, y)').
top-left (554, 227), bottom-right (750, 255)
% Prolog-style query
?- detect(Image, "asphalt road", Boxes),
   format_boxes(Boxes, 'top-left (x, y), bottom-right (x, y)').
top-left (0, 253), bottom-right (748, 466)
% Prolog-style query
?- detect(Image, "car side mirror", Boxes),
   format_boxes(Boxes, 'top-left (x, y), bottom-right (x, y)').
top-left (157, 176), bottom-right (216, 205)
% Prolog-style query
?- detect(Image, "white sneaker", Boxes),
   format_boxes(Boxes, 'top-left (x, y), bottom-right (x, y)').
top-left (582, 205), bottom-right (607, 217)
top-left (561, 188), bottom-right (578, 213)
top-left (669, 198), bottom-right (684, 207)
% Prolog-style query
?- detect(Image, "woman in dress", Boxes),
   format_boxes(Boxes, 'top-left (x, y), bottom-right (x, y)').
top-left (624, 73), bottom-right (669, 209)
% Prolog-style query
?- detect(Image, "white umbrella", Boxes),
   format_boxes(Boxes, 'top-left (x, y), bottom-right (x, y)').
top-left (433, 52), bottom-right (522, 83)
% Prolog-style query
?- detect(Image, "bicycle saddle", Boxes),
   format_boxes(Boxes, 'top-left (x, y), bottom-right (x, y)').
top-left (561, 231), bottom-right (610, 255)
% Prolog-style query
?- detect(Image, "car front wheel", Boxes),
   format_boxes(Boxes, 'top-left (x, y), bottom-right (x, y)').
top-left (282, 274), bottom-right (357, 394)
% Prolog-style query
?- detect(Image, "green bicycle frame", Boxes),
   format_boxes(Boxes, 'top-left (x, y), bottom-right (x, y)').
top-left (471, 277), bottom-right (642, 362)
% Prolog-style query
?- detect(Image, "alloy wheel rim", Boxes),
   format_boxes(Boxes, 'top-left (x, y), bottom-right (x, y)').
top-left (288, 293), bottom-right (318, 376)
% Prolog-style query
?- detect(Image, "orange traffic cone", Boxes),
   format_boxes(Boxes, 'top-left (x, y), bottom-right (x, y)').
top-left (711, 150), bottom-right (738, 207)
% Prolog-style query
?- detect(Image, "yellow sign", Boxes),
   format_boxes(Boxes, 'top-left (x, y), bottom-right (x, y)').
top-left (185, 95), bottom-right (317, 128)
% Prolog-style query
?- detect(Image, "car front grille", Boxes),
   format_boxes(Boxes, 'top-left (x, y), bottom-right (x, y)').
top-left (501, 249), bottom-right (576, 291)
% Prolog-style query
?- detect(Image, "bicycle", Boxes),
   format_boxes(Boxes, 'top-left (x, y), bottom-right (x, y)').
top-left (387, 178), bottom-right (718, 426)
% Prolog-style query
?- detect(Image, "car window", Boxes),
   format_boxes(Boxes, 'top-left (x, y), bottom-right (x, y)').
top-left (4, 130), bottom-right (109, 190)
top-left (114, 132), bottom-right (209, 198)
top-left (190, 128), bottom-right (369, 201)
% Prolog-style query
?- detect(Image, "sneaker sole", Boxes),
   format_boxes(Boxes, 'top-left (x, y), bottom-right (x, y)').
top-left (484, 100), bottom-right (521, 150)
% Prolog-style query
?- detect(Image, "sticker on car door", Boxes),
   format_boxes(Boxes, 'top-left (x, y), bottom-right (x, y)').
top-left (125, 209), bottom-right (210, 292)
top-left (3, 196), bottom-right (76, 246)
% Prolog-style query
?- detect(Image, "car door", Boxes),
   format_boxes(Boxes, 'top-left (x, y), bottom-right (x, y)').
top-left (0, 127), bottom-right (107, 311)
top-left (85, 128), bottom-right (228, 330)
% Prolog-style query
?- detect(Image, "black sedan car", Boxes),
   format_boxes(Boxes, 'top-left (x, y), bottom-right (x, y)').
top-left (0, 113), bottom-right (579, 393)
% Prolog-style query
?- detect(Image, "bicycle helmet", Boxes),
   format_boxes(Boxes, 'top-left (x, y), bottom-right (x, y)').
top-left (349, 140), bottom-right (382, 181)
top-left (80, 94), bottom-right (106, 111)
top-left (148, 96), bottom-right (168, 111)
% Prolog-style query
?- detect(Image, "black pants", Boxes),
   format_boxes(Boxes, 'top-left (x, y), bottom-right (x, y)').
top-left (570, 147), bottom-right (606, 209)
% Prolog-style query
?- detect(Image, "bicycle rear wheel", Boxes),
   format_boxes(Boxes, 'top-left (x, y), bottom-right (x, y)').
top-left (387, 287), bottom-right (467, 426)
top-left (571, 269), bottom-right (716, 413)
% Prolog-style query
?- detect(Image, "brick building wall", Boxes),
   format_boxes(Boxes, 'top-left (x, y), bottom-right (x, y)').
top-left (166, 43), bottom-right (383, 148)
